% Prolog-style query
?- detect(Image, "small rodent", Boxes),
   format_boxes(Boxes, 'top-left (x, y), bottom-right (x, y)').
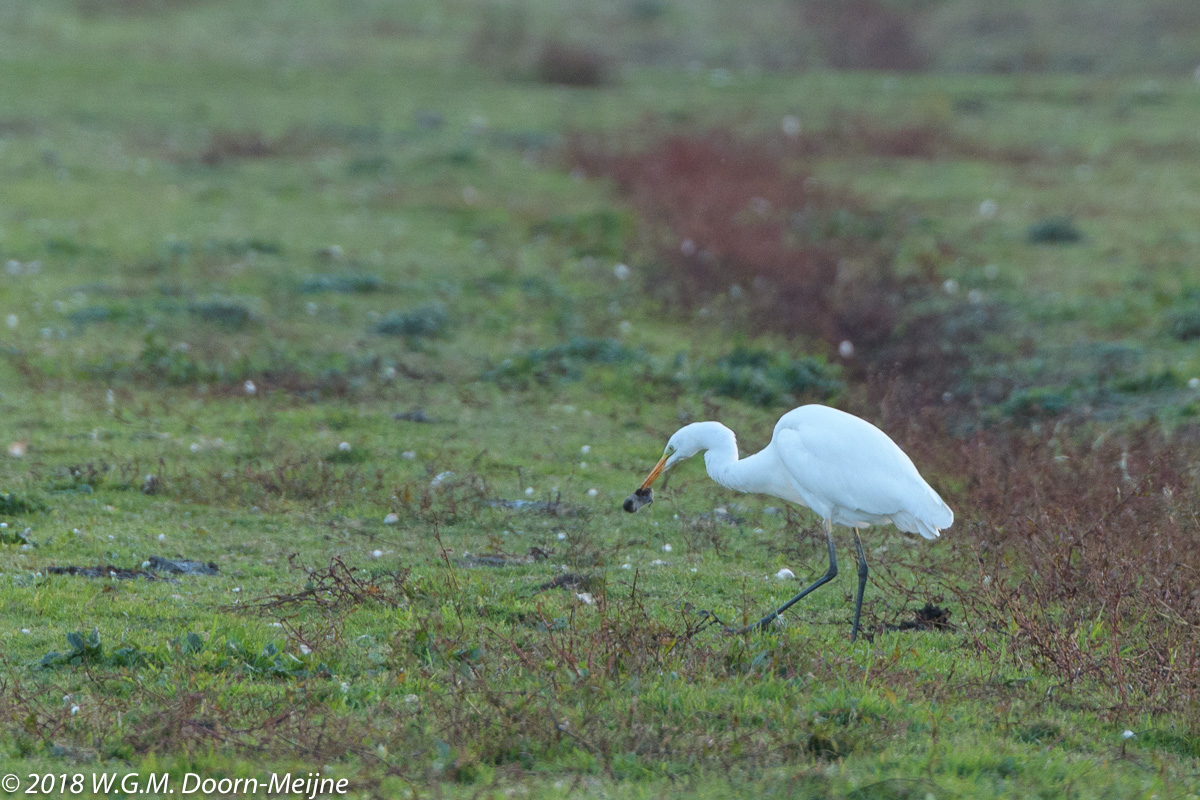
top-left (622, 487), bottom-right (653, 513)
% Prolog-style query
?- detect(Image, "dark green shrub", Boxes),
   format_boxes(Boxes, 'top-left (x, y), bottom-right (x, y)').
top-left (1166, 308), bottom-right (1200, 341)
top-left (695, 347), bottom-right (841, 406)
top-left (302, 273), bottom-right (387, 294)
top-left (188, 299), bottom-right (256, 329)
top-left (1026, 216), bottom-right (1082, 244)
top-left (484, 337), bottom-right (637, 385)
top-left (374, 303), bottom-right (450, 338)
top-left (998, 386), bottom-right (1071, 422)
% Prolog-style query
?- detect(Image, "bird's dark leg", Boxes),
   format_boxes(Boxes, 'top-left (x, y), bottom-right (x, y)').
top-left (731, 518), bottom-right (838, 634)
top-left (850, 529), bottom-right (869, 643)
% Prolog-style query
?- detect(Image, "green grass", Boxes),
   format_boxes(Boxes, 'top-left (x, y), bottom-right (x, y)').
top-left (3, 1), bottom-right (1200, 797)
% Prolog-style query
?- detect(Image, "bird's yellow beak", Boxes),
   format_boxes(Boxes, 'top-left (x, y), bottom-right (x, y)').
top-left (639, 452), bottom-right (670, 491)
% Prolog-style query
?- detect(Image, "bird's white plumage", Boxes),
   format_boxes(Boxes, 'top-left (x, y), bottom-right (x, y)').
top-left (639, 404), bottom-right (950, 638)
top-left (660, 404), bottom-right (951, 538)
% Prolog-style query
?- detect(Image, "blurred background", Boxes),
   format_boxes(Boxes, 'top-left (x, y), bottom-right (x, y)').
top-left (5, 1), bottom-right (1200, 793)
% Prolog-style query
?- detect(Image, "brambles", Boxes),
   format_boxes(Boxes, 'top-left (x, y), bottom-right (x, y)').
top-left (875, 420), bottom-right (1200, 710)
top-left (237, 556), bottom-right (408, 614)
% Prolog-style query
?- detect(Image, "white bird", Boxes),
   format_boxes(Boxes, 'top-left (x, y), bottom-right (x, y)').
top-left (624, 404), bottom-right (952, 641)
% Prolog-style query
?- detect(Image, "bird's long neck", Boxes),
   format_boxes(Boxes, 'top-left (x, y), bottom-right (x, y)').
top-left (702, 429), bottom-right (763, 494)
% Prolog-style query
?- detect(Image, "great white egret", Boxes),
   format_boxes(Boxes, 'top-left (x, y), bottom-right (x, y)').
top-left (623, 404), bottom-right (952, 641)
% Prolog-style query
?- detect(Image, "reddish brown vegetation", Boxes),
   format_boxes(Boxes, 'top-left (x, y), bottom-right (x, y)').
top-left (197, 127), bottom-right (352, 166)
top-left (535, 41), bottom-right (613, 87)
top-left (575, 123), bottom-right (1200, 709)
top-left (868, 406), bottom-right (1200, 710)
top-left (571, 130), bottom-right (872, 344)
top-left (567, 126), bottom-right (988, 383)
top-left (799, 0), bottom-right (928, 72)
top-left (813, 113), bottom-right (1049, 165)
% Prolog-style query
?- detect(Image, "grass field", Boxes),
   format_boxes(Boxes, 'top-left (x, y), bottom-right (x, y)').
top-left (5, 1), bottom-right (1200, 798)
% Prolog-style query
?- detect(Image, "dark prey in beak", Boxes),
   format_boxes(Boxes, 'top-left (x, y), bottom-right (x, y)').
top-left (622, 486), bottom-right (653, 513)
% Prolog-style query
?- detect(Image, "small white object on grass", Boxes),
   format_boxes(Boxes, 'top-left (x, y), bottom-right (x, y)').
top-left (401, 450), bottom-right (416, 460)
top-left (782, 115), bottom-right (801, 138)
top-left (525, 487), bottom-right (534, 496)
top-left (384, 513), bottom-right (399, 525)
top-left (775, 568), bottom-right (796, 580)
top-left (580, 445), bottom-right (591, 454)
top-left (587, 488), bottom-right (598, 497)
top-left (158, 533), bottom-right (166, 541)
top-left (338, 441), bottom-right (351, 452)
top-left (979, 199), bottom-right (998, 219)
top-left (244, 380), bottom-right (256, 395)
top-left (1122, 730), bottom-right (1135, 740)
top-left (838, 340), bottom-right (854, 358)
top-left (1189, 378), bottom-right (1200, 390)
top-left (557, 532), bottom-right (567, 540)
top-left (576, 593), bottom-right (594, 605)
top-left (372, 549), bottom-right (383, 559)
top-left (650, 559), bottom-right (667, 566)
top-left (662, 543), bottom-right (672, 552)
top-left (613, 263), bottom-right (630, 280)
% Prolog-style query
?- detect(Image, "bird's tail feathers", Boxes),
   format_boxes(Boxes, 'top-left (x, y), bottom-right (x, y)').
top-left (892, 489), bottom-right (953, 540)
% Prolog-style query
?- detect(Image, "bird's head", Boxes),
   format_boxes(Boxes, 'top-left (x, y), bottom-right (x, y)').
top-left (646, 423), bottom-right (719, 484)
top-left (623, 423), bottom-right (731, 513)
